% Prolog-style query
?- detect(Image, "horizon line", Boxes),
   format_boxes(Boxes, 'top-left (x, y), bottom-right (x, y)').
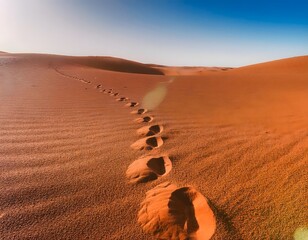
top-left (1, 50), bottom-right (307, 68)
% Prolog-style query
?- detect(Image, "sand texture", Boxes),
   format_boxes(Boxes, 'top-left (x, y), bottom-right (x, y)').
top-left (0, 54), bottom-right (307, 239)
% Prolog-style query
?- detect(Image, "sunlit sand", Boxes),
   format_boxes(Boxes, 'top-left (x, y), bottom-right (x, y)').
top-left (0, 53), bottom-right (307, 239)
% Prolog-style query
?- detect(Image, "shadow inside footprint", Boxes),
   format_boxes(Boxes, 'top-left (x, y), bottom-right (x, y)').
top-left (147, 157), bottom-right (166, 175)
top-left (148, 125), bottom-right (162, 136)
top-left (145, 137), bottom-right (158, 148)
top-left (168, 188), bottom-right (200, 234)
top-left (135, 116), bottom-right (154, 123)
top-left (137, 125), bottom-right (163, 137)
top-left (137, 109), bottom-right (147, 114)
top-left (131, 108), bottom-right (148, 114)
top-left (131, 136), bottom-right (163, 150)
top-left (126, 102), bottom-right (139, 107)
top-left (143, 116), bottom-right (152, 122)
top-left (131, 108), bottom-right (148, 115)
top-left (117, 97), bottom-right (129, 101)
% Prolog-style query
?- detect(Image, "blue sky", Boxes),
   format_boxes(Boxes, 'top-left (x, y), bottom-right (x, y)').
top-left (0, 0), bottom-right (307, 66)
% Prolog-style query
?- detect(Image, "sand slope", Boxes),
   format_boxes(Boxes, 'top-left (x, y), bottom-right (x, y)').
top-left (0, 54), bottom-right (307, 239)
top-left (2, 53), bottom-right (164, 75)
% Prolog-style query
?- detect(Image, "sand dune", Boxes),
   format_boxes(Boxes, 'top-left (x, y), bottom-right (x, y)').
top-left (3, 53), bottom-right (164, 75)
top-left (75, 56), bottom-right (164, 75)
top-left (151, 65), bottom-right (233, 76)
top-left (0, 53), bottom-right (307, 239)
top-left (234, 55), bottom-right (308, 72)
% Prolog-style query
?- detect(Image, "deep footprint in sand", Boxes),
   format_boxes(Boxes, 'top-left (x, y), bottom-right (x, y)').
top-left (125, 102), bottom-right (139, 107)
top-left (110, 92), bottom-right (119, 96)
top-left (116, 97), bottom-right (129, 102)
top-left (131, 136), bottom-right (163, 150)
top-left (134, 116), bottom-right (153, 123)
top-left (102, 89), bottom-right (108, 94)
top-left (131, 108), bottom-right (148, 115)
top-left (126, 155), bottom-right (172, 183)
top-left (137, 125), bottom-right (163, 137)
top-left (138, 182), bottom-right (216, 240)
top-left (107, 89), bottom-right (114, 94)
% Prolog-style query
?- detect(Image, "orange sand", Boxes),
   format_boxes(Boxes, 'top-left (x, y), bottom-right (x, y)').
top-left (0, 53), bottom-right (307, 239)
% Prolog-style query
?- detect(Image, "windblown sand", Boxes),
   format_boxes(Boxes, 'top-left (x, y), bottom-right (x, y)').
top-left (0, 54), bottom-right (307, 239)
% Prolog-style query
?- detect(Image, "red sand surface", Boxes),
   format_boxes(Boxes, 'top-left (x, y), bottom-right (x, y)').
top-left (0, 53), bottom-right (307, 239)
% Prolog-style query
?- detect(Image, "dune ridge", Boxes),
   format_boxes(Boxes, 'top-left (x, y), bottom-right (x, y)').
top-left (0, 53), bottom-right (307, 239)
top-left (1, 53), bottom-right (164, 75)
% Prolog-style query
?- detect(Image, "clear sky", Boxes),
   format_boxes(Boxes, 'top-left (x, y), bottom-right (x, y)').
top-left (0, 0), bottom-right (307, 66)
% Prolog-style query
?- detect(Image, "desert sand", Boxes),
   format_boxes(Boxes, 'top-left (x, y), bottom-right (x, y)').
top-left (0, 53), bottom-right (307, 239)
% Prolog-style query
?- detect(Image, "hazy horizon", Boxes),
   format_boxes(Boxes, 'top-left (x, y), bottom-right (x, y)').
top-left (1, 0), bottom-right (307, 67)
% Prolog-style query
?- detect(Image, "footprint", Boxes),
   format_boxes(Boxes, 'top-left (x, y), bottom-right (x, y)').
top-left (137, 125), bottom-right (163, 137)
top-left (116, 97), bottom-right (129, 102)
top-left (134, 116), bottom-right (153, 123)
top-left (125, 102), bottom-right (139, 107)
top-left (131, 136), bottom-right (163, 150)
top-left (81, 80), bottom-right (91, 84)
top-left (110, 92), bottom-right (119, 96)
top-left (138, 182), bottom-right (216, 240)
top-left (126, 155), bottom-right (172, 183)
top-left (96, 84), bottom-right (102, 89)
top-left (131, 108), bottom-right (148, 115)
top-left (106, 88), bottom-right (114, 94)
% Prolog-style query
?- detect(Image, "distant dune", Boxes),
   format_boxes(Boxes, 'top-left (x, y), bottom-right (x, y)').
top-left (0, 53), bottom-right (307, 240)
top-left (234, 55), bottom-right (308, 72)
top-left (148, 64), bottom-right (233, 76)
top-left (1, 53), bottom-right (164, 75)
top-left (74, 56), bottom-right (164, 75)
